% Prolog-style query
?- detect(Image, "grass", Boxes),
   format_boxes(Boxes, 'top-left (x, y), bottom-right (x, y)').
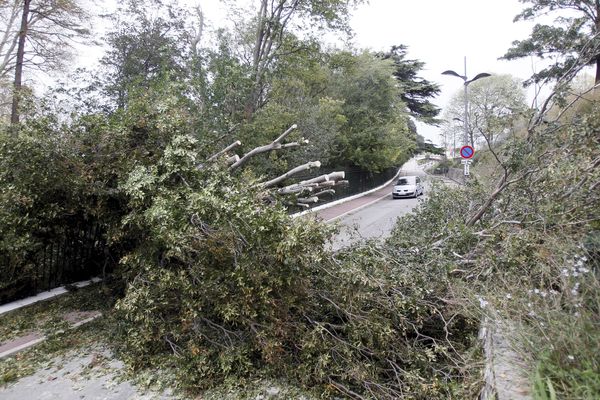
top-left (528, 306), bottom-right (600, 400)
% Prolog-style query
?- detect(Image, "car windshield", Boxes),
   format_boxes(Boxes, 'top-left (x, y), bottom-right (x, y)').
top-left (396, 178), bottom-right (414, 186)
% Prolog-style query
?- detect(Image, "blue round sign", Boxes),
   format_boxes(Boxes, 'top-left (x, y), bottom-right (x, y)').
top-left (460, 145), bottom-right (474, 159)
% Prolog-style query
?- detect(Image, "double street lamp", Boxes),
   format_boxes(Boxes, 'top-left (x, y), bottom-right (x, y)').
top-left (442, 57), bottom-right (491, 148)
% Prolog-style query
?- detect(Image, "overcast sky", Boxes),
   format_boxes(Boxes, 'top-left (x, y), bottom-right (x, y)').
top-left (349, 0), bottom-right (543, 144)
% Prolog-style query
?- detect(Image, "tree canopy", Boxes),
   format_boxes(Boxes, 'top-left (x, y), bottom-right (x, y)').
top-left (502, 0), bottom-right (600, 85)
top-left (377, 45), bottom-right (441, 124)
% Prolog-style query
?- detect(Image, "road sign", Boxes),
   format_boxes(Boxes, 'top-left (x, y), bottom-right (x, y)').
top-left (461, 159), bottom-right (472, 176)
top-left (460, 145), bottom-right (474, 159)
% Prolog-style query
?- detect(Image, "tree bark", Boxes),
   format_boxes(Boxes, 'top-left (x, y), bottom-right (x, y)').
top-left (11, 0), bottom-right (30, 125)
top-left (229, 124), bottom-right (298, 170)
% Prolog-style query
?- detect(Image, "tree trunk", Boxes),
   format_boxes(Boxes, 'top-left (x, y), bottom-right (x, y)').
top-left (10, 0), bottom-right (30, 125)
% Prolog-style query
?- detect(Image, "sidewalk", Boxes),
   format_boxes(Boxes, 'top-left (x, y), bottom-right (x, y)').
top-left (0, 310), bottom-right (102, 359)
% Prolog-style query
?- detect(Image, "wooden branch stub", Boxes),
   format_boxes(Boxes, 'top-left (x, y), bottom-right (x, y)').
top-left (314, 189), bottom-right (335, 197)
top-left (207, 140), bottom-right (242, 162)
top-left (226, 154), bottom-right (240, 165)
top-left (297, 196), bottom-right (319, 204)
top-left (278, 185), bottom-right (314, 195)
top-left (278, 172), bottom-right (346, 195)
top-left (332, 179), bottom-right (349, 187)
top-left (299, 171), bottom-right (345, 186)
top-left (261, 161), bottom-right (321, 189)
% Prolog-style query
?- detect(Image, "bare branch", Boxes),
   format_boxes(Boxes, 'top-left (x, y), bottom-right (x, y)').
top-left (260, 161), bottom-right (321, 189)
top-left (229, 124), bottom-right (298, 170)
top-left (207, 140), bottom-right (241, 162)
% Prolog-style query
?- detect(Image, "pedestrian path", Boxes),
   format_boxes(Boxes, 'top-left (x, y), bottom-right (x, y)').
top-left (0, 310), bottom-right (102, 359)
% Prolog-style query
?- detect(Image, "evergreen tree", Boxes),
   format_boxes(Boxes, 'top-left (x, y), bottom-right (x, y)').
top-left (377, 45), bottom-right (441, 124)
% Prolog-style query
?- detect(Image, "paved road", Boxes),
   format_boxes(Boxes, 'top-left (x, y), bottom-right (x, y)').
top-left (325, 159), bottom-right (435, 250)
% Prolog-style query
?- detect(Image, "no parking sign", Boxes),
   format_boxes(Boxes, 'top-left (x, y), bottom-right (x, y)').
top-left (460, 145), bottom-right (474, 159)
top-left (459, 145), bottom-right (474, 176)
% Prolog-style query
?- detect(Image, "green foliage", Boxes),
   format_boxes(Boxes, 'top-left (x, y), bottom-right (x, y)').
top-left (503, 0), bottom-right (600, 85)
top-left (439, 88), bottom-right (600, 398)
top-left (377, 45), bottom-right (441, 124)
top-left (105, 128), bottom-right (479, 398)
top-left (326, 51), bottom-right (414, 171)
top-left (99, 0), bottom-right (190, 109)
top-left (0, 120), bottom-right (90, 298)
top-left (231, 49), bottom-right (416, 174)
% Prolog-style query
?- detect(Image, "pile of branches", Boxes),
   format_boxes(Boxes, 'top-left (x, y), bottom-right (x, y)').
top-left (113, 127), bottom-right (480, 399)
top-left (205, 124), bottom-right (347, 208)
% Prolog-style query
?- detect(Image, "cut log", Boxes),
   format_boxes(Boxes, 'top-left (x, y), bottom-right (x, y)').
top-left (297, 196), bottom-right (319, 204)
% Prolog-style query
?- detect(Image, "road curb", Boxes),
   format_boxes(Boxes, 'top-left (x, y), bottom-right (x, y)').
top-left (0, 278), bottom-right (103, 317)
top-left (292, 165), bottom-right (404, 219)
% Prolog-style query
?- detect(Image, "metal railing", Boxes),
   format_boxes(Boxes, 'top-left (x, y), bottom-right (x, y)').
top-left (288, 165), bottom-right (400, 212)
top-left (0, 223), bottom-right (110, 304)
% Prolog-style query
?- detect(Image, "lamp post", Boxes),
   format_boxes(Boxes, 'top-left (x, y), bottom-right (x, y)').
top-left (452, 117), bottom-right (462, 159)
top-left (442, 57), bottom-right (491, 148)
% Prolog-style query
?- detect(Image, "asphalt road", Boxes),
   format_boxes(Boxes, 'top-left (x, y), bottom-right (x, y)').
top-left (331, 159), bottom-right (434, 250)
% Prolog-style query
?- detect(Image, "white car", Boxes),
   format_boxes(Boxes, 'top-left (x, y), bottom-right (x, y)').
top-left (392, 175), bottom-right (423, 199)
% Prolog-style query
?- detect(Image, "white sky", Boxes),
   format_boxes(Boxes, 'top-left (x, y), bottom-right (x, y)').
top-left (349, 0), bottom-right (542, 144)
top-left (72, 0), bottom-right (555, 145)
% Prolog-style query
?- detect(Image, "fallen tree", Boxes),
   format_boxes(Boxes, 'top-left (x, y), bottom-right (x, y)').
top-left (111, 113), bottom-right (480, 398)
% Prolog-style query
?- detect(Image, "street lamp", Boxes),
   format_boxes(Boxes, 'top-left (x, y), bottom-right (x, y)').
top-left (442, 57), bottom-right (491, 148)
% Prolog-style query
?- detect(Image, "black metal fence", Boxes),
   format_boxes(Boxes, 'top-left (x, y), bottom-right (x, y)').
top-left (289, 165), bottom-right (400, 212)
top-left (0, 223), bottom-right (109, 305)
